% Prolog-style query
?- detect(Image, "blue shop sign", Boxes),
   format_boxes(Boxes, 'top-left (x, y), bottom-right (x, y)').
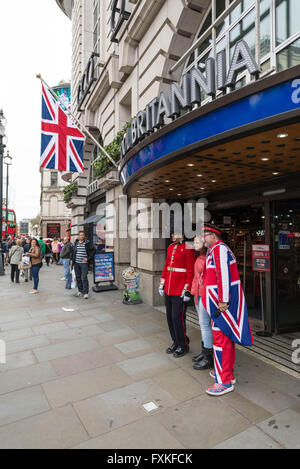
top-left (120, 76), bottom-right (300, 186)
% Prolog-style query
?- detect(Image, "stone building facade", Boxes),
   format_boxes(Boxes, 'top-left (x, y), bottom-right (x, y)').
top-left (55, 0), bottom-right (209, 305)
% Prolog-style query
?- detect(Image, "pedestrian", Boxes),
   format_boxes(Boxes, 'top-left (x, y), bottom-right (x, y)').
top-left (39, 237), bottom-right (46, 261)
top-left (44, 240), bottom-right (52, 266)
top-left (51, 238), bottom-right (60, 264)
top-left (23, 237), bottom-right (32, 282)
top-left (191, 237), bottom-right (213, 370)
top-left (9, 239), bottom-right (24, 283)
top-left (2, 237), bottom-right (9, 265)
top-left (26, 238), bottom-right (43, 294)
top-left (71, 231), bottom-right (96, 299)
top-left (159, 232), bottom-right (195, 358)
top-left (60, 236), bottom-right (73, 289)
top-left (201, 223), bottom-right (253, 396)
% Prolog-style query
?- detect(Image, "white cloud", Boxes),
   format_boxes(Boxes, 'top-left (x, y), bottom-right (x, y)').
top-left (0, 0), bottom-right (71, 222)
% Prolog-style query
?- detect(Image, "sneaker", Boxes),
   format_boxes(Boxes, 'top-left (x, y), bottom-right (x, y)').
top-left (209, 369), bottom-right (236, 385)
top-left (206, 383), bottom-right (234, 396)
top-left (76, 292), bottom-right (83, 297)
top-left (84, 294), bottom-right (89, 299)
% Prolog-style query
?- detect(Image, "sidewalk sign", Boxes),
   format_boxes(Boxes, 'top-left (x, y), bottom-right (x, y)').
top-left (252, 244), bottom-right (272, 337)
top-left (92, 252), bottom-right (118, 293)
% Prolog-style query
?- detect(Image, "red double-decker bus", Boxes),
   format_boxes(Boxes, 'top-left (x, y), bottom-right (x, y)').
top-left (2, 208), bottom-right (17, 239)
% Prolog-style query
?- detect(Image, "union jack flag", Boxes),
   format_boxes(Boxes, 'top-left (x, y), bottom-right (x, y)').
top-left (202, 240), bottom-right (253, 346)
top-left (40, 84), bottom-right (85, 173)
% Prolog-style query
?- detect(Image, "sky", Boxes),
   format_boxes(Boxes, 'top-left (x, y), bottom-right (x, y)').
top-left (0, 0), bottom-right (72, 222)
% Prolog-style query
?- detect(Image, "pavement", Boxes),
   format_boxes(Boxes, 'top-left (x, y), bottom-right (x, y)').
top-left (0, 262), bottom-right (299, 450)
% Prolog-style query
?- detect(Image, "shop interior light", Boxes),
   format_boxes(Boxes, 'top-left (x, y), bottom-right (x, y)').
top-left (277, 133), bottom-right (288, 138)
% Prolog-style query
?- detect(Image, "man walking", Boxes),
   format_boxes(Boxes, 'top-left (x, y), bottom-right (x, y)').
top-left (60, 237), bottom-right (73, 289)
top-left (201, 223), bottom-right (253, 396)
top-left (159, 232), bottom-right (195, 358)
top-left (71, 231), bottom-right (95, 299)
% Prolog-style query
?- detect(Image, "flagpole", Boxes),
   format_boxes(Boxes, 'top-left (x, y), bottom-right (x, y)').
top-left (36, 74), bottom-right (118, 169)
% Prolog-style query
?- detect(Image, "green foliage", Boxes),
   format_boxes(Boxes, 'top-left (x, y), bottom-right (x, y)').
top-left (93, 121), bottom-right (131, 179)
top-left (63, 181), bottom-right (78, 203)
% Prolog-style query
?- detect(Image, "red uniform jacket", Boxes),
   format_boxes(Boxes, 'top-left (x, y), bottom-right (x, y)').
top-left (161, 241), bottom-right (196, 296)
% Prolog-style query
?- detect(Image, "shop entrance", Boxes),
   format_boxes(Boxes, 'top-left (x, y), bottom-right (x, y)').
top-left (273, 199), bottom-right (300, 332)
top-left (210, 205), bottom-right (265, 321)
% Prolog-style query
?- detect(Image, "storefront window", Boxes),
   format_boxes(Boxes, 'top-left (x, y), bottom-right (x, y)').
top-left (277, 37), bottom-right (300, 71)
top-left (275, 0), bottom-right (300, 46)
top-left (184, 0), bottom-right (300, 88)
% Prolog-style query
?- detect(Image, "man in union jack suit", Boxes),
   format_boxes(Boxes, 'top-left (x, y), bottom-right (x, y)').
top-left (159, 233), bottom-right (196, 358)
top-left (201, 223), bottom-right (253, 396)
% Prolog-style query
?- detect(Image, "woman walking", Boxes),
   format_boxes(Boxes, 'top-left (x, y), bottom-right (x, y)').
top-left (27, 239), bottom-right (43, 294)
top-left (191, 236), bottom-right (213, 370)
top-left (9, 239), bottom-right (24, 283)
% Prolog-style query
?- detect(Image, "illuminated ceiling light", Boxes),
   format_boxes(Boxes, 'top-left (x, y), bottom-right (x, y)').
top-left (277, 133), bottom-right (288, 138)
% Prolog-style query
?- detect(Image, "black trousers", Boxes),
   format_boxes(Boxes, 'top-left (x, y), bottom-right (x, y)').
top-left (165, 294), bottom-right (189, 348)
top-left (11, 264), bottom-right (20, 283)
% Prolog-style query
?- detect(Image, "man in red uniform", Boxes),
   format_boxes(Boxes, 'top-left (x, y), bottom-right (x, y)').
top-left (159, 233), bottom-right (195, 357)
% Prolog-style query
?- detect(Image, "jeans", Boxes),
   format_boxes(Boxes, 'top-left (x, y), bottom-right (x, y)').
top-left (61, 258), bottom-right (72, 289)
top-left (195, 297), bottom-right (213, 349)
top-left (11, 264), bottom-right (20, 283)
top-left (74, 262), bottom-right (89, 294)
top-left (31, 263), bottom-right (42, 290)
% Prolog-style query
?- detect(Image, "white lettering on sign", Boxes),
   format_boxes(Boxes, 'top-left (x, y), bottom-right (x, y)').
top-left (291, 79), bottom-right (300, 104)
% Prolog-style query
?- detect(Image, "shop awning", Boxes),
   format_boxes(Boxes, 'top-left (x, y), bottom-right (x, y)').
top-left (82, 214), bottom-right (105, 225)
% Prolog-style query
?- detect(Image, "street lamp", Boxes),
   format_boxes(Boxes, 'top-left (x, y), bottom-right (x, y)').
top-left (0, 109), bottom-right (8, 276)
top-left (4, 150), bottom-right (12, 237)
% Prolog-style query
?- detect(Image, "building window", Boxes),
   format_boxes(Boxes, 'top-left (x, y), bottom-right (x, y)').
top-left (93, 0), bottom-right (101, 56)
top-left (50, 172), bottom-right (58, 187)
top-left (184, 0), bottom-right (300, 99)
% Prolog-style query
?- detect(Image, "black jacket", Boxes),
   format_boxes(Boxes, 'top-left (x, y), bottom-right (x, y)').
top-left (60, 241), bottom-right (73, 259)
top-left (71, 239), bottom-right (96, 264)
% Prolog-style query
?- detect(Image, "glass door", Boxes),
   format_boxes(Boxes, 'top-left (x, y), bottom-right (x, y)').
top-left (273, 199), bottom-right (300, 332)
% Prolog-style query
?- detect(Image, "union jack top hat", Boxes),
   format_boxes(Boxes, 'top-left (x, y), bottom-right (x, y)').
top-left (202, 223), bottom-right (222, 236)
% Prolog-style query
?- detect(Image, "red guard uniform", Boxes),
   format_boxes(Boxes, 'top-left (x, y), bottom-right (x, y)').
top-left (161, 241), bottom-right (195, 348)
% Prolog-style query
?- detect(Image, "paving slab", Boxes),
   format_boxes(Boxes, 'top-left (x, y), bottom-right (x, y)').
top-left (0, 386), bottom-right (50, 426)
top-left (74, 379), bottom-right (178, 437)
top-left (258, 409), bottom-right (300, 449)
top-left (212, 426), bottom-right (282, 449)
top-left (0, 362), bottom-right (57, 395)
top-left (50, 346), bottom-right (127, 377)
top-left (117, 351), bottom-right (177, 380)
top-left (154, 395), bottom-right (251, 449)
top-left (0, 350), bottom-right (37, 373)
top-left (0, 405), bottom-right (89, 449)
top-left (42, 365), bottom-right (133, 407)
top-left (33, 337), bottom-right (99, 362)
top-left (73, 417), bottom-right (184, 449)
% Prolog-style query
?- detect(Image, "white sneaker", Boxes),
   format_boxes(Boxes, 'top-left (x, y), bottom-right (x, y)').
top-left (84, 294), bottom-right (89, 299)
top-left (76, 292), bottom-right (83, 297)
